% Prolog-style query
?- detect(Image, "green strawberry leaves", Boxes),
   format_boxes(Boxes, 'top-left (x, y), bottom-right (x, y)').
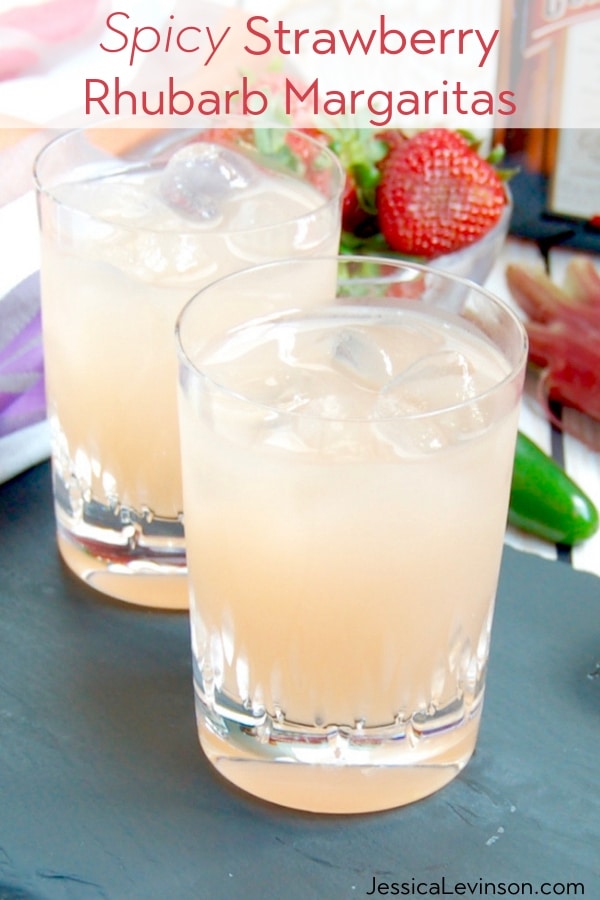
top-left (325, 128), bottom-right (388, 215)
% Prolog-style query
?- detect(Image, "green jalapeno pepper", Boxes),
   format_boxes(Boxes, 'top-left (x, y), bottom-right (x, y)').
top-left (509, 432), bottom-right (599, 546)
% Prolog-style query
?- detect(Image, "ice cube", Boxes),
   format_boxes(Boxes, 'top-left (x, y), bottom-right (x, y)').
top-left (53, 175), bottom-right (170, 239)
top-left (159, 142), bottom-right (256, 222)
top-left (380, 350), bottom-right (478, 414)
top-left (227, 195), bottom-right (284, 231)
top-left (374, 410), bottom-right (448, 457)
top-left (106, 231), bottom-right (218, 286)
top-left (265, 398), bottom-right (367, 458)
top-left (374, 350), bottom-right (491, 456)
top-left (331, 328), bottom-right (393, 389)
top-left (373, 351), bottom-right (470, 456)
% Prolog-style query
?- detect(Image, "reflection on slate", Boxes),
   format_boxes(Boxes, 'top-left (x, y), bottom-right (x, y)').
top-left (0, 462), bottom-right (599, 900)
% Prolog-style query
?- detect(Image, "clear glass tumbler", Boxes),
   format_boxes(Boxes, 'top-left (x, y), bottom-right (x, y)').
top-left (35, 128), bottom-right (343, 609)
top-left (176, 256), bottom-right (528, 814)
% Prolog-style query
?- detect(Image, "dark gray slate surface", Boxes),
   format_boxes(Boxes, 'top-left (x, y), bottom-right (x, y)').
top-left (1, 463), bottom-right (599, 900)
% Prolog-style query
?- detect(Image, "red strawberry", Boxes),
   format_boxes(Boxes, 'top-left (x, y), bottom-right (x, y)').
top-left (315, 129), bottom-right (388, 234)
top-left (341, 173), bottom-right (371, 232)
top-left (376, 129), bottom-right (506, 259)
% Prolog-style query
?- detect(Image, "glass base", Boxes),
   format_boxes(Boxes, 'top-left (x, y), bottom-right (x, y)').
top-left (51, 456), bottom-right (188, 608)
top-left (57, 532), bottom-right (188, 608)
top-left (196, 698), bottom-right (482, 814)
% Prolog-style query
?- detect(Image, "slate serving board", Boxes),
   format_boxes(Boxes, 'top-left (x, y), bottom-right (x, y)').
top-left (1, 463), bottom-right (598, 900)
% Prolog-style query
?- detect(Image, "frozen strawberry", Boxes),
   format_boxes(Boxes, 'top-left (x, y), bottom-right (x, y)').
top-left (376, 129), bottom-right (506, 259)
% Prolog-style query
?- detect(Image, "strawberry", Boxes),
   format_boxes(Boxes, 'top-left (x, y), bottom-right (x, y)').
top-left (322, 129), bottom-right (388, 233)
top-left (376, 129), bottom-right (506, 259)
top-left (341, 173), bottom-right (371, 233)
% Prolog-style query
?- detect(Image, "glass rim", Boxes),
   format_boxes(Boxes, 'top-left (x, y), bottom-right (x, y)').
top-left (175, 254), bottom-right (529, 424)
top-left (33, 126), bottom-right (345, 238)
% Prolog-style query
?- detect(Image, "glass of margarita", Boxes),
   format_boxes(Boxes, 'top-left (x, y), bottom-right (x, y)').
top-left (34, 128), bottom-right (343, 608)
top-left (176, 256), bottom-right (528, 814)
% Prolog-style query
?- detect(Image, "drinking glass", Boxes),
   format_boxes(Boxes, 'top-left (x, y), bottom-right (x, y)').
top-left (176, 256), bottom-right (528, 813)
top-left (35, 128), bottom-right (343, 608)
